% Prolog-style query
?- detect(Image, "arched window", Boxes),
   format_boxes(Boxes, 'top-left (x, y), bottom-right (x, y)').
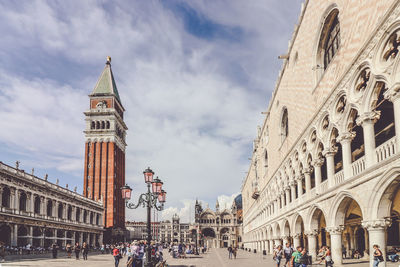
top-left (90, 212), bottom-right (93, 224)
top-left (67, 206), bottom-right (72, 220)
top-left (47, 200), bottom-right (53, 217)
top-left (58, 203), bottom-right (63, 219)
top-left (281, 108), bottom-right (289, 141)
top-left (101, 121), bottom-right (105, 129)
top-left (96, 121), bottom-right (100, 129)
top-left (323, 13), bottom-right (340, 68)
top-left (2, 187), bottom-right (10, 208)
top-left (318, 9), bottom-right (340, 70)
top-left (76, 208), bottom-right (81, 222)
top-left (83, 210), bottom-right (87, 223)
top-left (34, 196), bottom-right (41, 214)
top-left (96, 214), bottom-right (100, 225)
top-left (19, 192), bottom-right (27, 211)
top-left (91, 121), bottom-right (95, 129)
top-left (106, 121), bottom-right (110, 129)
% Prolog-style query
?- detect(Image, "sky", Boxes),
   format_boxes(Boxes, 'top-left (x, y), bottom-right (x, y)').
top-left (0, 0), bottom-right (303, 222)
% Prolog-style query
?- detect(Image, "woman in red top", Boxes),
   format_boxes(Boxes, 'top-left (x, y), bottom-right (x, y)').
top-left (113, 247), bottom-right (121, 267)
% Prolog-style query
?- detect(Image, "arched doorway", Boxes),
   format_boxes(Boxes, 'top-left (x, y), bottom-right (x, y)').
top-left (334, 196), bottom-right (365, 264)
top-left (44, 229), bottom-right (53, 248)
top-left (32, 227), bottom-right (42, 247)
top-left (310, 208), bottom-right (330, 250)
top-left (66, 231), bottom-right (73, 245)
top-left (294, 215), bottom-right (307, 249)
top-left (220, 228), bottom-right (230, 248)
top-left (17, 226), bottom-right (28, 246)
top-left (0, 225), bottom-right (11, 245)
top-left (201, 228), bottom-right (216, 248)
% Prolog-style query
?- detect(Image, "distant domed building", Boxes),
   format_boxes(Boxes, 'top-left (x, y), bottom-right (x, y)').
top-left (194, 197), bottom-right (243, 248)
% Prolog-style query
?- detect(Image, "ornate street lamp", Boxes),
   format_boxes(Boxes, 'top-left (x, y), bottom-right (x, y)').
top-left (121, 167), bottom-right (165, 267)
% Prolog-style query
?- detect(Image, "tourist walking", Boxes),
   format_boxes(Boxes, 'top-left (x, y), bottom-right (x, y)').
top-left (325, 246), bottom-right (333, 267)
top-left (373, 244), bottom-right (384, 267)
top-left (113, 246), bottom-right (121, 267)
top-left (273, 245), bottom-right (284, 267)
top-left (82, 242), bottom-right (88, 260)
top-left (228, 245), bottom-right (233, 259)
top-left (66, 243), bottom-right (72, 258)
top-left (233, 246), bottom-right (237, 259)
top-left (74, 242), bottom-right (81, 260)
top-left (283, 243), bottom-right (293, 267)
top-left (291, 246), bottom-right (303, 267)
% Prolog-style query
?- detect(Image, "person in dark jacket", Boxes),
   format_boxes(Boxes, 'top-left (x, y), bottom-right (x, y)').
top-left (74, 242), bottom-right (81, 260)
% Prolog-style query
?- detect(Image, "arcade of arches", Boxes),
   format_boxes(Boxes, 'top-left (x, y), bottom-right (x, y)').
top-left (242, 2), bottom-right (400, 267)
top-left (0, 161), bottom-right (104, 247)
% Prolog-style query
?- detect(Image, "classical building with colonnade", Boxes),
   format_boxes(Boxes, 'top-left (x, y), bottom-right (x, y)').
top-left (0, 161), bottom-right (104, 248)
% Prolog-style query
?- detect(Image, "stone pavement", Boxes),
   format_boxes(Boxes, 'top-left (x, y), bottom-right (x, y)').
top-left (0, 249), bottom-right (399, 267)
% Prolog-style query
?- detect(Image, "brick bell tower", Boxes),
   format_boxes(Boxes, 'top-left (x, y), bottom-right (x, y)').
top-left (83, 57), bottom-right (127, 242)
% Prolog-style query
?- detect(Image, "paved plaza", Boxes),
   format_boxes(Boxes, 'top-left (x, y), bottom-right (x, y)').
top-left (1, 249), bottom-right (399, 267)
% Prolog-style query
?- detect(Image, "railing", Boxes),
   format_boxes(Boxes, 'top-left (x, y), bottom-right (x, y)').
top-left (376, 137), bottom-right (397, 163)
top-left (352, 156), bottom-right (365, 176)
top-left (320, 180), bottom-right (328, 193)
top-left (334, 170), bottom-right (344, 185)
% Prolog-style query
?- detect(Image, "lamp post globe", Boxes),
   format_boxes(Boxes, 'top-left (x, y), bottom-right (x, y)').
top-left (152, 177), bottom-right (163, 194)
top-left (143, 167), bottom-right (154, 184)
top-left (121, 184), bottom-right (132, 201)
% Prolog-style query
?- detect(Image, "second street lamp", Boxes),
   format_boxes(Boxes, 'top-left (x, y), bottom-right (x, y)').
top-left (121, 167), bottom-right (166, 267)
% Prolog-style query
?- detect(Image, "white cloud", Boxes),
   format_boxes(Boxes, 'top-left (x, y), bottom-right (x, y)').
top-left (0, 1), bottom-right (303, 221)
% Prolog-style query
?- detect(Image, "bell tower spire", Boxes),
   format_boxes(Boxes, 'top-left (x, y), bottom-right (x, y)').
top-left (83, 57), bottom-right (128, 243)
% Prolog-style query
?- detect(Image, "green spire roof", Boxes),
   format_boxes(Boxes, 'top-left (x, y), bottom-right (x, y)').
top-left (90, 57), bottom-right (121, 103)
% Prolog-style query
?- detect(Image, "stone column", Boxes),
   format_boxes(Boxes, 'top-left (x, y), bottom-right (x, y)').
top-left (40, 228), bottom-right (45, 247)
top-left (356, 112), bottom-right (379, 167)
top-left (362, 219), bottom-right (391, 267)
top-left (28, 226), bottom-right (33, 245)
top-left (293, 234), bottom-right (301, 248)
top-left (285, 187), bottom-right (290, 205)
top-left (14, 188), bottom-right (20, 211)
top-left (296, 177), bottom-right (303, 197)
top-left (306, 230), bottom-right (318, 260)
top-left (327, 226), bottom-right (344, 266)
top-left (269, 239), bottom-right (274, 253)
top-left (290, 181), bottom-right (296, 202)
top-left (12, 224), bottom-right (18, 246)
top-left (79, 232), bottom-right (83, 244)
top-left (99, 233), bottom-right (103, 245)
top-left (385, 90), bottom-right (400, 152)
top-left (10, 188), bottom-right (16, 212)
top-left (52, 200), bottom-right (57, 218)
top-left (323, 149), bottom-right (337, 188)
top-left (313, 158), bottom-right (324, 192)
top-left (72, 206), bottom-right (76, 221)
top-left (282, 236), bottom-right (289, 246)
top-left (54, 229), bottom-right (58, 245)
top-left (304, 169), bottom-right (311, 194)
top-left (280, 193), bottom-right (285, 208)
top-left (40, 196), bottom-right (45, 215)
top-left (338, 132), bottom-right (355, 179)
top-left (28, 193), bottom-right (33, 213)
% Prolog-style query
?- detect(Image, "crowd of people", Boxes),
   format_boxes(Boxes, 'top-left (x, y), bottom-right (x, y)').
top-left (268, 242), bottom-right (388, 267)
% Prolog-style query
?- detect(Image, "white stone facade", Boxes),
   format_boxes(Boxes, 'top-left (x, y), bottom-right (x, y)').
top-left (242, 1), bottom-right (400, 266)
top-left (0, 161), bottom-right (104, 248)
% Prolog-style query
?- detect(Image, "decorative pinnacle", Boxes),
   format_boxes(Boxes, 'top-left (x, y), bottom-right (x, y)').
top-left (106, 56), bottom-right (111, 64)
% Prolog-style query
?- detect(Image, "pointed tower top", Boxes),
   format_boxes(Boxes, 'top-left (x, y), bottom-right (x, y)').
top-left (90, 56), bottom-right (121, 103)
